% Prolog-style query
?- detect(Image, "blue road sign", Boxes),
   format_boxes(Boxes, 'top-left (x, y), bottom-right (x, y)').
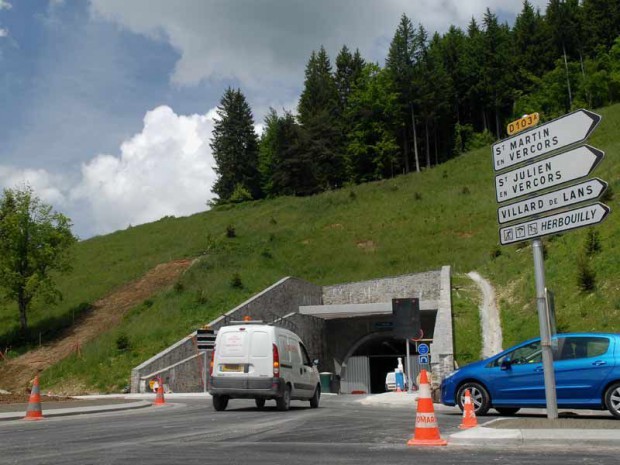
top-left (418, 343), bottom-right (429, 355)
top-left (419, 355), bottom-right (429, 364)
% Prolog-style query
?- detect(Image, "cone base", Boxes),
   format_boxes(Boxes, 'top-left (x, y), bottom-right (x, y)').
top-left (407, 437), bottom-right (448, 446)
top-left (458, 423), bottom-right (477, 429)
top-left (153, 402), bottom-right (166, 406)
top-left (23, 415), bottom-right (44, 421)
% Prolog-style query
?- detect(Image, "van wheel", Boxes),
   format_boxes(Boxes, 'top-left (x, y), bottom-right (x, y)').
top-left (276, 385), bottom-right (291, 411)
top-left (255, 398), bottom-right (266, 410)
top-left (605, 382), bottom-right (620, 418)
top-left (310, 385), bottom-right (320, 408)
top-left (212, 395), bottom-right (229, 411)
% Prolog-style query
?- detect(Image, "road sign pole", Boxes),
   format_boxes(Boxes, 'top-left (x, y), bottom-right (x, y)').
top-left (532, 239), bottom-right (558, 419)
top-left (406, 339), bottom-right (413, 393)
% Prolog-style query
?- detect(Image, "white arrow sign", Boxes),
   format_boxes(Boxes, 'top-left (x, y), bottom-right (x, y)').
top-left (492, 109), bottom-right (601, 172)
top-left (499, 203), bottom-right (610, 245)
top-left (495, 145), bottom-right (604, 203)
top-left (497, 178), bottom-right (608, 224)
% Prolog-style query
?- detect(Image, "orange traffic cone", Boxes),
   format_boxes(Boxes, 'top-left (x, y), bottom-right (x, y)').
top-left (458, 389), bottom-right (478, 429)
top-left (407, 369), bottom-right (447, 446)
top-left (153, 381), bottom-right (166, 406)
top-left (23, 375), bottom-right (44, 421)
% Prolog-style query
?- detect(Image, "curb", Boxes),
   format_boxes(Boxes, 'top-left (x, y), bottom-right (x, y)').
top-left (0, 400), bottom-right (151, 421)
top-left (449, 426), bottom-right (620, 447)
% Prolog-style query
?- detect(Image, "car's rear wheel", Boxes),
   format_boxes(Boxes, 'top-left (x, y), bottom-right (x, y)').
top-left (310, 385), bottom-right (320, 408)
top-left (276, 384), bottom-right (291, 411)
top-left (457, 382), bottom-right (491, 416)
top-left (212, 395), bottom-right (229, 411)
top-left (604, 382), bottom-right (620, 418)
top-left (255, 398), bottom-right (266, 410)
top-left (495, 407), bottom-right (520, 415)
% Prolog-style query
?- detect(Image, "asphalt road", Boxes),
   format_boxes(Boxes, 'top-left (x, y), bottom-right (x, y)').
top-left (0, 395), bottom-right (617, 465)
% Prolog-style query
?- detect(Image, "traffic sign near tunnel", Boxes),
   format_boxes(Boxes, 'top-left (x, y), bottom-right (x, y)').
top-left (497, 178), bottom-right (608, 224)
top-left (499, 203), bottom-right (610, 245)
top-left (492, 109), bottom-right (602, 172)
top-left (494, 145), bottom-right (604, 202)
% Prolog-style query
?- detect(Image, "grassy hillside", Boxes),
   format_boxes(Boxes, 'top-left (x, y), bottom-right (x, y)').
top-left (1, 104), bottom-right (619, 393)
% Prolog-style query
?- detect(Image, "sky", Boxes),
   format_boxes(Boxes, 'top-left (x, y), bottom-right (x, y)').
top-left (0, 0), bottom-right (550, 239)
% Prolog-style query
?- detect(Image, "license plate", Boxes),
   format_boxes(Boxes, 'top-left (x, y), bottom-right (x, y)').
top-left (221, 364), bottom-right (243, 372)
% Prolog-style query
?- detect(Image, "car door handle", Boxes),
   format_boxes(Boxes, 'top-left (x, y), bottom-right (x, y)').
top-left (593, 361), bottom-right (607, 366)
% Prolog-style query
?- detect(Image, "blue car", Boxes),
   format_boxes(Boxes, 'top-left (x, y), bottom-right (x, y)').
top-left (440, 332), bottom-right (620, 418)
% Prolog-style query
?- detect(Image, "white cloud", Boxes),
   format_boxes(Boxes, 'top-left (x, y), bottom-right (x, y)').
top-left (70, 105), bottom-right (217, 235)
top-left (0, 28), bottom-right (7, 38)
top-left (2, 105), bottom-right (218, 238)
top-left (89, 0), bottom-right (550, 88)
top-left (0, 166), bottom-right (68, 207)
top-left (0, 1), bottom-right (11, 11)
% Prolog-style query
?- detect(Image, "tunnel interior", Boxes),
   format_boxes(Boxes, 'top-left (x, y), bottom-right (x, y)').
top-left (352, 336), bottom-right (412, 393)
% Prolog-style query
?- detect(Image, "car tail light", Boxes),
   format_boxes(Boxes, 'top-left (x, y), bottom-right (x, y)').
top-left (209, 348), bottom-right (215, 376)
top-left (273, 343), bottom-right (280, 377)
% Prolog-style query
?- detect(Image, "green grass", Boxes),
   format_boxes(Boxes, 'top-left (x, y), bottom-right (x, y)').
top-left (2, 104), bottom-right (620, 393)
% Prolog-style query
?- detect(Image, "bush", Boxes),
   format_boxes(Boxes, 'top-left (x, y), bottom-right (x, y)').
top-left (226, 225), bottom-right (236, 238)
top-left (584, 229), bottom-right (602, 256)
top-left (577, 254), bottom-right (596, 292)
top-left (230, 273), bottom-right (243, 289)
top-left (116, 334), bottom-right (131, 352)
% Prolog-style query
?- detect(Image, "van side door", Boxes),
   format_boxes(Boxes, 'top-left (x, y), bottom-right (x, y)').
top-left (294, 341), bottom-right (317, 398)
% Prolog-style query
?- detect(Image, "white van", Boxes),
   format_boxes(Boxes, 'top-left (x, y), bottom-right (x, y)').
top-left (207, 322), bottom-right (321, 411)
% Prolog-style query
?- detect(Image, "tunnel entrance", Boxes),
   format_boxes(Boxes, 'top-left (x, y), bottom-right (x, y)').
top-left (349, 336), bottom-right (416, 394)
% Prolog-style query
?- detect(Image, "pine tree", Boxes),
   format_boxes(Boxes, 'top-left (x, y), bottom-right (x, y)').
top-left (210, 88), bottom-right (261, 203)
top-left (298, 46), bottom-right (344, 191)
top-left (386, 13), bottom-right (420, 173)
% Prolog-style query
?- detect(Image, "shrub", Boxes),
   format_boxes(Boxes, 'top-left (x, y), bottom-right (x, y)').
top-left (226, 225), bottom-right (236, 238)
top-left (174, 282), bottom-right (185, 293)
top-left (576, 254), bottom-right (596, 292)
top-left (116, 334), bottom-right (131, 352)
top-left (230, 273), bottom-right (243, 289)
top-left (584, 229), bottom-right (602, 256)
top-left (414, 192), bottom-right (423, 201)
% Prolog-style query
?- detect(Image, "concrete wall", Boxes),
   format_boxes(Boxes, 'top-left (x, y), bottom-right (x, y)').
top-left (430, 266), bottom-right (454, 388)
top-left (323, 271), bottom-right (442, 304)
top-left (130, 276), bottom-right (322, 393)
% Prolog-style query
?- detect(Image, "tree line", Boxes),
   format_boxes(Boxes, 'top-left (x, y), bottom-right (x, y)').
top-left (212, 0), bottom-right (620, 203)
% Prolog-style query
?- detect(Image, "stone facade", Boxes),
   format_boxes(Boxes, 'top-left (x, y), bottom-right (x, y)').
top-left (130, 268), bottom-right (453, 393)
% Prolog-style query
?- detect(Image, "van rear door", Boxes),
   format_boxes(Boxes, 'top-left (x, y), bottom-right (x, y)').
top-left (217, 329), bottom-right (249, 375)
top-left (248, 329), bottom-right (272, 377)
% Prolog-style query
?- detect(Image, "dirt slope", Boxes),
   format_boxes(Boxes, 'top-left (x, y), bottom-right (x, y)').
top-left (0, 258), bottom-right (193, 393)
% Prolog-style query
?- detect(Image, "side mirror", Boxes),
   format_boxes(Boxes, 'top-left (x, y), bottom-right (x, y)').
top-left (313, 359), bottom-right (319, 366)
top-left (501, 359), bottom-right (512, 371)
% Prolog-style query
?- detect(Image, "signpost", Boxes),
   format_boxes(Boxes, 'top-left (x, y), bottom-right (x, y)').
top-left (497, 178), bottom-right (607, 224)
top-left (492, 109), bottom-right (601, 171)
top-left (494, 145), bottom-right (604, 202)
top-left (499, 202), bottom-right (610, 245)
top-left (492, 108), bottom-right (609, 420)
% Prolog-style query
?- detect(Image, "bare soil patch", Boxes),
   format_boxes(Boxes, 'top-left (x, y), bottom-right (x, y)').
top-left (0, 258), bottom-right (193, 394)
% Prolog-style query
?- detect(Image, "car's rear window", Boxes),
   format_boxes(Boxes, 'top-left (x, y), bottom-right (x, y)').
top-left (558, 336), bottom-right (609, 360)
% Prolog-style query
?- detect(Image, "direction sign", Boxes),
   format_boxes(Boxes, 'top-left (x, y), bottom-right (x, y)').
top-left (497, 178), bottom-right (608, 224)
top-left (497, 178), bottom-right (607, 224)
top-left (495, 145), bottom-right (604, 203)
top-left (492, 109), bottom-right (601, 171)
top-left (499, 202), bottom-right (610, 245)
top-left (418, 355), bottom-right (429, 364)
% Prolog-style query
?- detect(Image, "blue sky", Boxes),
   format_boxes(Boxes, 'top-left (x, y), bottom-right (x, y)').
top-left (0, 0), bottom-right (548, 238)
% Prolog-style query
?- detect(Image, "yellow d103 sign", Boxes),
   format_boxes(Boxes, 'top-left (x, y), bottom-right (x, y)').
top-left (507, 113), bottom-right (540, 135)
